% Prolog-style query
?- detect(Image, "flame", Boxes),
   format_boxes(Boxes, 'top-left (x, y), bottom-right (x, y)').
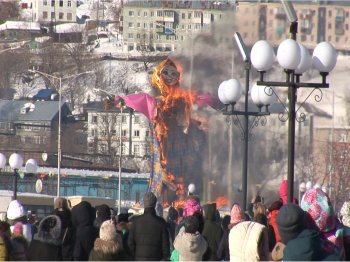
top-left (215, 196), bottom-right (229, 209)
top-left (163, 202), bottom-right (170, 208)
top-left (173, 199), bottom-right (186, 209)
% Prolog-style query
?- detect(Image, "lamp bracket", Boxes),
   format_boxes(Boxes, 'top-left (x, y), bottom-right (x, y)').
top-left (225, 115), bottom-right (267, 141)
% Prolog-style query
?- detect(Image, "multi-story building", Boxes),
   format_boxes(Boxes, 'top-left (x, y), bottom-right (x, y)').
top-left (122, 1), bottom-right (236, 52)
top-left (85, 101), bottom-right (151, 158)
top-left (235, 1), bottom-right (350, 52)
top-left (32, 0), bottom-right (77, 24)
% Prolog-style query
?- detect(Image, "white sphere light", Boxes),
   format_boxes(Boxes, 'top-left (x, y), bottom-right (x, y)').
top-left (9, 153), bottom-right (23, 170)
top-left (277, 39), bottom-right (301, 70)
top-left (251, 40), bottom-right (275, 71)
top-left (299, 182), bottom-right (306, 193)
top-left (312, 42), bottom-right (337, 73)
top-left (25, 158), bottom-right (38, 173)
top-left (223, 79), bottom-right (242, 103)
top-left (218, 80), bottom-right (229, 104)
top-left (295, 44), bottom-right (312, 75)
top-left (259, 85), bottom-right (276, 105)
top-left (0, 153), bottom-right (6, 169)
top-left (188, 183), bottom-right (195, 194)
top-left (306, 181), bottom-right (313, 190)
top-left (251, 84), bottom-right (263, 106)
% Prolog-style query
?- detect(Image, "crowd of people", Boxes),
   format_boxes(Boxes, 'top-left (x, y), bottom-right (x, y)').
top-left (0, 179), bottom-right (350, 261)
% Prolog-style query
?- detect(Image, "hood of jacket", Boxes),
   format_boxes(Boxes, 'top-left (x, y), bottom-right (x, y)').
top-left (71, 201), bottom-right (96, 228)
top-left (176, 231), bottom-right (207, 252)
top-left (34, 215), bottom-right (61, 246)
top-left (203, 203), bottom-right (216, 222)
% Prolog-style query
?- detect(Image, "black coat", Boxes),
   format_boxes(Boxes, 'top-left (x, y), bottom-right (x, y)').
top-left (217, 228), bottom-right (230, 261)
top-left (71, 201), bottom-right (99, 261)
top-left (53, 208), bottom-right (75, 261)
top-left (127, 207), bottom-right (170, 261)
top-left (26, 239), bottom-right (62, 261)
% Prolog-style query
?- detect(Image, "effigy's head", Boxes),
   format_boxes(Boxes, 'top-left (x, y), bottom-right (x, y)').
top-left (152, 58), bottom-right (183, 96)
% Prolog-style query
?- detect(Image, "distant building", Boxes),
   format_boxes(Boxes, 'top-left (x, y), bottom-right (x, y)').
top-left (121, 1), bottom-right (236, 52)
top-left (0, 21), bottom-right (42, 40)
top-left (31, 0), bottom-right (77, 24)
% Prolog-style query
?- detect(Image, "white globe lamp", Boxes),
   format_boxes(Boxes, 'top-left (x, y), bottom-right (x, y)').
top-left (259, 86), bottom-right (276, 105)
top-left (218, 80), bottom-right (229, 104)
top-left (306, 181), bottom-right (313, 190)
top-left (295, 44), bottom-right (312, 75)
top-left (299, 182), bottom-right (306, 193)
top-left (25, 158), bottom-right (38, 173)
top-left (188, 183), bottom-right (196, 194)
top-left (223, 79), bottom-right (242, 103)
top-left (277, 39), bottom-right (301, 70)
top-left (9, 153), bottom-right (23, 170)
top-left (312, 42), bottom-right (337, 73)
top-left (0, 153), bottom-right (6, 169)
top-left (251, 40), bottom-right (275, 72)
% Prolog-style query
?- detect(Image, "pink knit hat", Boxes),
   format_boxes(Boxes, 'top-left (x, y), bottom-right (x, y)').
top-left (183, 195), bottom-right (202, 217)
top-left (230, 204), bottom-right (245, 224)
top-left (12, 222), bottom-right (23, 236)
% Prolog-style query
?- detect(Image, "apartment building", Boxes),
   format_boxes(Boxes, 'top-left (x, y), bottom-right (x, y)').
top-left (122, 1), bottom-right (235, 52)
top-left (85, 101), bottom-right (151, 158)
top-left (235, 2), bottom-right (350, 52)
top-left (32, 0), bottom-right (77, 24)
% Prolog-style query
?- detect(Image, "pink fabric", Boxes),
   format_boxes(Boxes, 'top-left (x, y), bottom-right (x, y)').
top-left (12, 222), bottom-right (23, 236)
top-left (279, 180), bottom-right (298, 204)
top-left (183, 199), bottom-right (202, 217)
top-left (230, 204), bottom-right (245, 224)
top-left (195, 92), bottom-right (220, 109)
top-left (114, 93), bottom-right (157, 121)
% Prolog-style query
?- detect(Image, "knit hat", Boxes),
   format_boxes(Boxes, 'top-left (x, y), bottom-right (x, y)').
top-left (100, 220), bottom-right (117, 241)
top-left (7, 200), bottom-right (25, 220)
top-left (143, 192), bottom-right (157, 208)
top-left (54, 198), bottom-right (68, 210)
top-left (183, 216), bottom-right (199, 234)
top-left (268, 200), bottom-right (283, 212)
top-left (168, 207), bottom-right (178, 221)
top-left (97, 204), bottom-right (111, 221)
top-left (230, 204), bottom-right (245, 224)
top-left (183, 195), bottom-right (202, 217)
top-left (276, 203), bottom-right (306, 244)
top-left (12, 222), bottom-right (23, 236)
top-left (300, 188), bottom-right (335, 233)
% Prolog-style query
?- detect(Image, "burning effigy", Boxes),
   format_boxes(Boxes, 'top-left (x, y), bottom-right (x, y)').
top-left (105, 58), bottom-right (219, 204)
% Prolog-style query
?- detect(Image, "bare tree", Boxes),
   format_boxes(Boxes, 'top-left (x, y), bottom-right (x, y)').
top-left (136, 29), bottom-right (155, 71)
top-left (0, 1), bottom-right (20, 24)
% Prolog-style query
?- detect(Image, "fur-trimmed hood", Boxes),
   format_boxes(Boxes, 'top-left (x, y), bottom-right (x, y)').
top-left (33, 215), bottom-right (61, 246)
top-left (92, 237), bottom-right (124, 256)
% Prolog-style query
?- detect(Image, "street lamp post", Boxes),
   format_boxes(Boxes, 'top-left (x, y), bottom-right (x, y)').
top-left (250, 0), bottom-right (337, 203)
top-left (0, 153), bottom-right (38, 199)
top-left (218, 32), bottom-right (274, 211)
top-left (28, 69), bottom-right (93, 197)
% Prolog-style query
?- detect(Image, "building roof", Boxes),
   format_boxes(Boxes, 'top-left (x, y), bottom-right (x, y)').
top-left (0, 21), bottom-right (41, 31)
top-left (0, 100), bottom-right (68, 122)
top-left (124, 0), bottom-right (235, 10)
top-left (33, 89), bottom-right (57, 101)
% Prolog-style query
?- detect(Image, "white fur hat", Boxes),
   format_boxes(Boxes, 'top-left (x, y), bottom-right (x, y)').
top-left (7, 200), bottom-right (25, 220)
top-left (100, 220), bottom-right (117, 241)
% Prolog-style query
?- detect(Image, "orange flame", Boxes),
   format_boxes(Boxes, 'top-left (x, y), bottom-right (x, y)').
top-left (215, 196), bottom-right (229, 209)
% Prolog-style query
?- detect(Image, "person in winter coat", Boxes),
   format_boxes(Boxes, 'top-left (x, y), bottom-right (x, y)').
top-left (71, 201), bottom-right (99, 261)
top-left (6, 200), bottom-right (32, 242)
top-left (94, 204), bottom-right (111, 232)
top-left (216, 215), bottom-right (231, 261)
top-left (26, 215), bottom-right (63, 261)
top-left (11, 222), bottom-right (28, 261)
top-left (277, 203), bottom-right (340, 261)
top-left (267, 199), bottom-right (283, 243)
top-left (279, 179), bottom-right (298, 205)
top-left (127, 192), bottom-right (170, 260)
top-left (89, 220), bottom-right (130, 261)
top-left (0, 221), bottom-right (13, 261)
top-left (229, 204), bottom-right (269, 261)
top-left (173, 216), bottom-right (208, 261)
top-left (201, 203), bottom-right (223, 261)
top-left (301, 187), bottom-right (350, 260)
top-left (254, 213), bottom-right (276, 252)
top-left (167, 206), bottom-right (179, 244)
top-left (53, 197), bottom-right (75, 261)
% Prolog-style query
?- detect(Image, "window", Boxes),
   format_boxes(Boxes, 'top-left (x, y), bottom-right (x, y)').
top-left (134, 145), bottom-right (140, 156)
top-left (102, 115), bottom-right (108, 123)
top-left (188, 24), bottom-right (192, 30)
top-left (122, 130), bottom-right (127, 136)
top-left (43, 11), bottom-right (48, 19)
top-left (151, 11), bottom-right (154, 17)
top-left (128, 33), bottom-right (134, 39)
top-left (92, 116), bottom-right (98, 123)
top-left (68, 0), bottom-right (72, 7)
top-left (146, 130), bottom-right (150, 137)
top-left (59, 12), bottom-right (64, 19)
top-left (122, 116), bottom-right (127, 123)
top-left (157, 11), bottom-right (163, 17)
top-left (136, 33), bottom-right (140, 39)
top-left (129, 11), bottom-right (134, 16)
top-left (51, 12), bottom-right (55, 19)
top-left (182, 13), bottom-right (185, 19)
top-left (128, 22), bottom-right (134, 28)
top-left (59, 0), bottom-right (63, 7)
top-left (91, 129), bottom-right (97, 136)
top-left (101, 130), bottom-right (107, 136)
top-left (328, 23), bottom-right (332, 29)
top-left (329, 10), bottom-right (332, 17)
top-left (67, 13), bottom-right (72, 20)
top-left (100, 144), bottom-right (107, 153)
top-left (137, 22), bottom-right (141, 28)
top-left (339, 133), bottom-right (348, 142)
top-left (166, 35), bottom-right (172, 40)
top-left (134, 116), bottom-right (140, 124)
top-left (44, 0), bottom-right (48, 6)
top-left (112, 130), bottom-right (117, 136)
top-left (188, 13), bottom-right (192, 19)
top-left (34, 136), bottom-right (41, 144)
top-left (134, 130), bottom-right (140, 137)
top-left (51, 0), bottom-right (55, 7)
top-left (194, 12), bottom-right (201, 18)
top-left (144, 23), bottom-right (147, 28)
top-left (138, 11), bottom-right (141, 17)
top-left (144, 11), bottom-right (147, 17)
